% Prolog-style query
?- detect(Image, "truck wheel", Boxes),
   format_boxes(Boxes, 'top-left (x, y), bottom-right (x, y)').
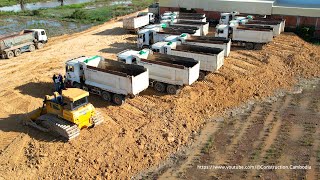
top-left (73, 82), bottom-right (82, 89)
top-left (36, 43), bottom-right (44, 49)
top-left (6, 51), bottom-right (14, 59)
top-left (198, 71), bottom-right (206, 81)
top-left (245, 43), bottom-right (254, 50)
top-left (102, 91), bottom-right (111, 102)
top-left (254, 43), bottom-right (263, 50)
top-left (154, 82), bottom-right (166, 93)
top-left (29, 45), bottom-right (36, 52)
top-left (166, 85), bottom-right (179, 95)
top-left (112, 94), bottom-right (125, 106)
top-left (14, 49), bottom-right (21, 57)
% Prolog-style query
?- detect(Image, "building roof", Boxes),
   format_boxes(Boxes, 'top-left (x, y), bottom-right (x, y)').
top-left (160, 0), bottom-right (320, 17)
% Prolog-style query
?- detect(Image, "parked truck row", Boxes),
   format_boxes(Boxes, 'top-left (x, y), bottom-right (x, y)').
top-left (62, 9), bottom-right (287, 106)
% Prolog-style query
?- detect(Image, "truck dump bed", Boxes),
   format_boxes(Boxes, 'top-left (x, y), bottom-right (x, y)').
top-left (0, 31), bottom-right (34, 51)
top-left (178, 13), bottom-right (205, 18)
top-left (175, 44), bottom-right (223, 55)
top-left (173, 21), bottom-right (209, 35)
top-left (123, 15), bottom-right (149, 30)
top-left (184, 36), bottom-right (231, 56)
top-left (176, 16), bottom-right (206, 22)
top-left (170, 44), bottom-right (225, 72)
top-left (165, 26), bottom-right (201, 36)
top-left (140, 53), bottom-right (199, 86)
top-left (246, 20), bottom-right (282, 36)
top-left (233, 25), bottom-right (273, 43)
top-left (84, 58), bottom-right (149, 96)
top-left (160, 28), bottom-right (199, 36)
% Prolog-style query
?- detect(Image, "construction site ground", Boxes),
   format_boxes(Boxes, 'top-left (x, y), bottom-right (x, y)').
top-left (0, 12), bottom-right (320, 179)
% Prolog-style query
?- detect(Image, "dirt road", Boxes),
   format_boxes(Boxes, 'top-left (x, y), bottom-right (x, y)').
top-left (0, 13), bottom-right (319, 179)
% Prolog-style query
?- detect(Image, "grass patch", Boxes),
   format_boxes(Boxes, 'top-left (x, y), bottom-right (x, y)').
top-left (201, 137), bottom-right (214, 154)
top-left (0, 0), bottom-right (154, 24)
top-left (0, 0), bottom-right (48, 7)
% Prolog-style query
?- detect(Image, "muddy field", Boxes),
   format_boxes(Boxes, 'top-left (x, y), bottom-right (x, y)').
top-left (0, 12), bottom-right (320, 179)
top-left (151, 80), bottom-right (320, 179)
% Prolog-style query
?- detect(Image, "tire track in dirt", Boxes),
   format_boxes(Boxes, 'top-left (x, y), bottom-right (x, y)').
top-left (306, 126), bottom-right (320, 180)
top-left (159, 122), bottom-right (221, 179)
top-left (215, 105), bottom-right (263, 166)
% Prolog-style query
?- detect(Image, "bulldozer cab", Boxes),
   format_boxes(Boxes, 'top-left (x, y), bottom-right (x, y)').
top-left (61, 88), bottom-right (89, 111)
top-left (46, 89), bottom-right (89, 115)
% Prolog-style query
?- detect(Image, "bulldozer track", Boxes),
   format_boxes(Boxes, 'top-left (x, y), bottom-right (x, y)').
top-left (37, 114), bottom-right (80, 140)
top-left (92, 111), bottom-right (104, 126)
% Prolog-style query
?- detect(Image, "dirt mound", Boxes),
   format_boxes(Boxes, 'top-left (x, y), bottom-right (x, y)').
top-left (0, 15), bottom-right (319, 180)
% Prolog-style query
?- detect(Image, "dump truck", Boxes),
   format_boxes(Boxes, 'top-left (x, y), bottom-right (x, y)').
top-left (117, 49), bottom-right (200, 94)
top-left (137, 26), bottom-right (200, 48)
top-left (123, 13), bottom-right (154, 32)
top-left (27, 88), bottom-right (104, 140)
top-left (0, 29), bottom-right (48, 59)
top-left (65, 56), bottom-right (149, 105)
top-left (219, 12), bottom-right (285, 33)
top-left (251, 18), bottom-right (285, 33)
top-left (151, 42), bottom-right (225, 80)
top-left (162, 34), bottom-right (231, 57)
top-left (215, 24), bottom-right (273, 50)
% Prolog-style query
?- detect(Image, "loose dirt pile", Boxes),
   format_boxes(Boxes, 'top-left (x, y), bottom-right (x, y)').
top-left (0, 13), bottom-right (319, 179)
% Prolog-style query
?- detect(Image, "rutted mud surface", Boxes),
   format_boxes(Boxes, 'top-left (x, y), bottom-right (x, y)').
top-left (0, 11), bottom-right (320, 179)
top-left (152, 80), bottom-right (320, 180)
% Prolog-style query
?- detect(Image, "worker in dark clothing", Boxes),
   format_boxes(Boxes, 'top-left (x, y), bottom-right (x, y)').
top-left (53, 74), bottom-right (60, 92)
top-left (58, 74), bottom-right (64, 93)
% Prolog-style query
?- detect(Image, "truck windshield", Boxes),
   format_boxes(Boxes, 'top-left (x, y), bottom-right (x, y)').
top-left (66, 65), bottom-right (74, 72)
top-left (71, 97), bottom-right (88, 110)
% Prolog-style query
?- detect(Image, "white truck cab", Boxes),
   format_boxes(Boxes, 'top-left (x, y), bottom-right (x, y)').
top-left (151, 41), bottom-right (179, 54)
top-left (117, 49), bottom-right (151, 64)
top-left (219, 11), bottom-right (239, 25)
top-left (138, 12), bottom-right (155, 24)
top-left (137, 29), bottom-right (157, 48)
top-left (65, 56), bottom-right (101, 86)
top-left (26, 29), bottom-right (48, 43)
top-left (215, 24), bottom-right (230, 38)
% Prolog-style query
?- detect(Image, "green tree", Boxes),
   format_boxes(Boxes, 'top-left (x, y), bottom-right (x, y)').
top-left (17, 0), bottom-right (27, 11)
top-left (58, 0), bottom-right (64, 6)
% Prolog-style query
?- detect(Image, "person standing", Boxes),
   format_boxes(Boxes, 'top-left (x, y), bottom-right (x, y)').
top-left (53, 74), bottom-right (60, 92)
top-left (58, 74), bottom-right (63, 93)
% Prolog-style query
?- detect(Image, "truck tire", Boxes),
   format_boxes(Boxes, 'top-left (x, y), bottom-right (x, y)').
top-left (73, 82), bottom-right (82, 89)
top-left (6, 51), bottom-right (14, 59)
top-left (29, 45), bottom-right (36, 52)
top-left (36, 43), bottom-right (44, 49)
top-left (166, 85), bottom-right (179, 95)
top-left (102, 91), bottom-right (111, 102)
top-left (198, 71), bottom-right (206, 81)
top-left (14, 49), bottom-right (21, 57)
top-left (154, 82), bottom-right (166, 93)
top-left (112, 94), bottom-right (125, 106)
top-left (245, 43), bottom-right (254, 50)
top-left (254, 43), bottom-right (263, 50)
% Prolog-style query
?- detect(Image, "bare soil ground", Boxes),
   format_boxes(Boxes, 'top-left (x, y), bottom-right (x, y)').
top-left (155, 80), bottom-right (320, 180)
top-left (0, 12), bottom-right (320, 179)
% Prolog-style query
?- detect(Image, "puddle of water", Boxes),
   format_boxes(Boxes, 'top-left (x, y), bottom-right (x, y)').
top-left (0, 17), bottom-right (93, 37)
top-left (0, 0), bottom-right (94, 12)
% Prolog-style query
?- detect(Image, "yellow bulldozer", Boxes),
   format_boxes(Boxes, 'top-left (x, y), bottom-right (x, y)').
top-left (27, 88), bottom-right (104, 140)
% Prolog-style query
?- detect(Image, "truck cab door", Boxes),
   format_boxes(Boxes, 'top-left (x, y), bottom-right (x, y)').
top-left (37, 30), bottom-right (48, 43)
top-left (149, 32), bottom-right (154, 45)
top-left (66, 64), bottom-right (81, 84)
